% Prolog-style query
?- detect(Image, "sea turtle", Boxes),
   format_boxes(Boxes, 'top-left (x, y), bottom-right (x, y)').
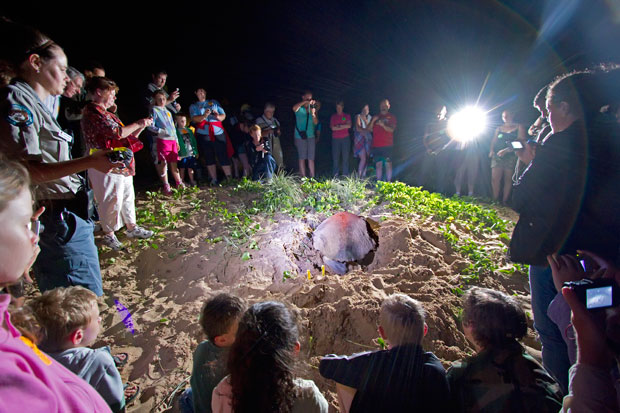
top-left (312, 211), bottom-right (377, 275)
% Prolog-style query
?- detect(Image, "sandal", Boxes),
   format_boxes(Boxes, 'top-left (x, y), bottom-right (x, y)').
top-left (124, 382), bottom-right (140, 405)
top-left (113, 352), bottom-right (129, 368)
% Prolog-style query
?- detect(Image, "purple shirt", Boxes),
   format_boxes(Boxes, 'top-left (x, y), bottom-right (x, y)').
top-left (0, 294), bottom-right (111, 413)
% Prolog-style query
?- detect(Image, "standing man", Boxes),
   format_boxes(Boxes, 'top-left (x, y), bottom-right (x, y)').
top-left (190, 88), bottom-right (232, 185)
top-left (330, 100), bottom-right (352, 176)
top-left (255, 102), bottom-right (284, 170)
top-left (145, 69), bottom-right (181, 114)
top-left (370, 99), bottom-right (397, 181)
top-left (292, 90), bottom-right (318, 177)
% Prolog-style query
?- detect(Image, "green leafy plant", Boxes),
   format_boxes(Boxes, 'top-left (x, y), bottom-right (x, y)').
top-left (376, 337), bottom-right (387, 350)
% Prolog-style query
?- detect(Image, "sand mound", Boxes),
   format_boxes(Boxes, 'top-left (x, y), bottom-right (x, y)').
top-left (92, 186), bottom-right (531, 412)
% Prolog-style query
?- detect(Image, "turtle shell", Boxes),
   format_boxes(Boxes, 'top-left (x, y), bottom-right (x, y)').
top-left (312, 211), bottom-right (376, 262)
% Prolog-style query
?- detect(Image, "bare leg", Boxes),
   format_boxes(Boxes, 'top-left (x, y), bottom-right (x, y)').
top-left (308, 160), bottom-right (315, 178)
top-left (376, 161), bottom-right (383, 181)
top-left (491, 167), bottom-right (502, 201)
top-left (221, 165), bottom-right (232, 179)
top-left (358, 151), bottom-right (367, 177)
top-left (239, 153), bottom-right (251, 177)
top-left (207, 165), bottom-right (217, 182)
top-left (385, 161), bottom-right (392, 182)
top-left (188, 168), bottom-right (196, 185)
top-left (170, 162), bottom-right (182, 185)
top-left (467, 158), bottom-right (478, 196)
top-left (231, 157), bottom-right (241, 178)
top-left (156, 162), bottom-right (168, 185)
top-left (502, 167), bottom-right (513, 203)
top-left (298, 159), bottom-right (307, 177)
top-left (179, 168), bottom-right (186, 183)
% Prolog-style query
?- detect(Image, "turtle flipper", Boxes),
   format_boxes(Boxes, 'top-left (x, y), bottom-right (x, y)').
top-left (323, 257), bottom-right (347, 275)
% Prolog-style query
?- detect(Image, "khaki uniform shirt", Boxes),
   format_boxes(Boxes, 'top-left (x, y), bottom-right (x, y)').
top-left (0, 80), bottom-right (81, 200)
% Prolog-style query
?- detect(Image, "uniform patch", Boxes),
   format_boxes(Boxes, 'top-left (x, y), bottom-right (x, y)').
top-left (6, 104), bottom-right (33, 127)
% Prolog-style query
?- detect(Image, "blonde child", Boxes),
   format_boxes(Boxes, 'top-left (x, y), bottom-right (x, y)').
top-left (150, 89), bottom-right (183, 194)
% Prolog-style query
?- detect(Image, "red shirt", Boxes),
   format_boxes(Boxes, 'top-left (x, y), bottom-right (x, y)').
top-left (372, 113), bottom-right (397, 148)
top-left (330, 113), bottom-right (351, 139)
top-left (81, 102), bottom-right (134, 176)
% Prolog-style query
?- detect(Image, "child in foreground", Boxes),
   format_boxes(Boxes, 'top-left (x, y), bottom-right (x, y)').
top-left (212, 301), bottom-right (328, 413)
top-left (319, 293), bottom-right (450, 412)
top-left (447, 287), bottom-right (562, 412)
top-left (27, 286), bottom-right (131, 412)
top-left (175, 113), bottom-right (199, 186)
top-left (181, 293), bottom-right (246, 413)
top-left (150, 89), bottom-right (183, 194)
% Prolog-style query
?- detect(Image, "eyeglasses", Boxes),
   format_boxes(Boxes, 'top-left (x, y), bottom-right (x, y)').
top-left (28, 220), bottom-right (40, 236)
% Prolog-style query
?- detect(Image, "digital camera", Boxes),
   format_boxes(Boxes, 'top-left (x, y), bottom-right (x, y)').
top-left (564, 278), bottom-right (620, 310)
top-left (107, 147), bottom-right (134, 168)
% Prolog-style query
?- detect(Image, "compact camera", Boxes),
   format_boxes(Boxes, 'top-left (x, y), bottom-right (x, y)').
top-left (564, 278), bottom-right (620, 310)
top-left (107, 147), bottom-right (134, 168)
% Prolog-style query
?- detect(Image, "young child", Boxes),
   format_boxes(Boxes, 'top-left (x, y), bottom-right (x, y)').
top-left (149, 89), bottom-right (183, 194)
top-left (248, 124), bottom-right (276, 181)
top-left (26, 286), bottom-right (132, 413)
top-left (211, 301), bottom-right (328, 413)
top-left (319, 293), bottom-right (450, 412)
top-left (447, 287), bottom-right (562, 412)
top-left (175, 113), bottom-right (199, 186)
top-left (183, 293), bottom-right (246, 413)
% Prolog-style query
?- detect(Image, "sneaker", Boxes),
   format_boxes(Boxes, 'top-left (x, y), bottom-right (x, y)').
top-left (209, 178), bottom-right (218, 187)
top-left (162, 183), bottom-right (172, 195)
top-left (126, 226), bottom-right (154, 239)
top-left (102, 234), bottom-right (124, 251)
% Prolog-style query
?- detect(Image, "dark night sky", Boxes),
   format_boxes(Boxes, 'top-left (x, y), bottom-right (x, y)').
top-left (4, 0), bottom-right (620, 179)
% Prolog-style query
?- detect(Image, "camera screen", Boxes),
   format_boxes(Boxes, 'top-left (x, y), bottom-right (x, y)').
top-left (586, 286), bottom-right (613, 309)
top-left (511, 141), bottom-right (523, 149)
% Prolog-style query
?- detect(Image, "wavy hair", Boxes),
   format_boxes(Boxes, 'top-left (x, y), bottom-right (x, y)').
top-left (228, 301), bottom-right (299, 413)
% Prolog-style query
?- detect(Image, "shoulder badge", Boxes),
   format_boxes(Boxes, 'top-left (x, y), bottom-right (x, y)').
top-left (6, 104), bottom-right (34, 127)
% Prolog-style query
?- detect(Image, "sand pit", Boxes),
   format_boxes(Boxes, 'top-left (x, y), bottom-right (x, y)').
top-left (87, 180), bottom-right (531, 412)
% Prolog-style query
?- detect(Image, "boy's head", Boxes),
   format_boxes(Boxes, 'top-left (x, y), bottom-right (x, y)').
top-left (249, 124), bottom-right (262, 141)
top-left (175, 113), bottom-right (188, 128)
top-left (378, 294), bottom-right (427, 347)
top-left (200, 293), bottom-right (246, 348)
top-left (28, 286), bottom-right (101, 352)
top-left (152, 89), bottom-right (167, 107)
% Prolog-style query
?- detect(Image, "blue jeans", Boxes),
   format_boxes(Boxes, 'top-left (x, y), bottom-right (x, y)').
top-left (179, 388), bottom-right (194, 413)
top-left (34, 210), bottom-right (103, 296)
top-left (529, 264), bottom-right (570, 394)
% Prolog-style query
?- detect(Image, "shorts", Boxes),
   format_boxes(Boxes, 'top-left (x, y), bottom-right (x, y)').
top-left (295, 137), bottom-right (316, 161)
top-left (491, 153), bottom-right (517, 170)
top-left (178, 156), bottom-right (198, 169)
top-left (157, 139), bottom-right (179, 164)
top-left (372, 146), bottom-right (393, 163)
top-left (34, 210), bottom-right (103, 296)
top-left (235, 143), bottom-right (246, 155)
top-left (196, 133), bottom-right (231, 166)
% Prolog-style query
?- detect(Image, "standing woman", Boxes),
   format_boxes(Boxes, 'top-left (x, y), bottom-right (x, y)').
top-left (353, 104), bottom-right (372, 177)
top-left (0, 19), bottom-right (115, 296)
top-left (488, 110), bottom-right (525, 203)
top-left (81, 77), bottom-right (154, 250)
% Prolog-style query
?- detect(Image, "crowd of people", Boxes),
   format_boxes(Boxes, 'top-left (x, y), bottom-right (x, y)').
top-left (1, 16), bottom-right (620, 413)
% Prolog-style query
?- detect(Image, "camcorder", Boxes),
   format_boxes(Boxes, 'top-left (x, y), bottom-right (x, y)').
top-left (564, 278), bottom-right (620, 310)
top-left (107, 147), bottom-right (134, 169)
